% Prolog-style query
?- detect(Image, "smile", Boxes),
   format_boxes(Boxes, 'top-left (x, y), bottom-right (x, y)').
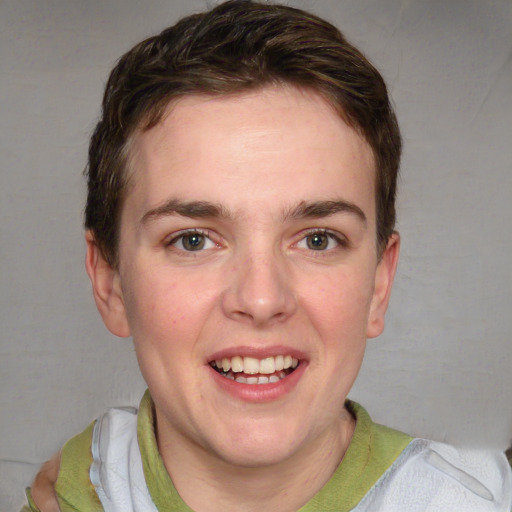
top-left (210, 355), bottom-right (299, 385)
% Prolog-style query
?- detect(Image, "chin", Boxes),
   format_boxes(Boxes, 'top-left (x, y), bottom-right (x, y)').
top-left (207, 420), bottom-right (308, 468)
top-left (216, 443), bottom-right (300, 469)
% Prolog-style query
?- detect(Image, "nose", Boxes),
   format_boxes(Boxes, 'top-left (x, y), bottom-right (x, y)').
top-left (221, 250), bottom-right (297, 326)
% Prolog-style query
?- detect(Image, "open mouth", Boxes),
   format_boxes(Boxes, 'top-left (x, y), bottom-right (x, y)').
top-left (209, 355), bottom-right (299, 385)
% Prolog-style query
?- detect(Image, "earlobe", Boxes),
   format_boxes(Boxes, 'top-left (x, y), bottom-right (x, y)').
top-left (366, 232), bottom-right (400, 339)
top-left (85, 231), bottom-right (131, 338)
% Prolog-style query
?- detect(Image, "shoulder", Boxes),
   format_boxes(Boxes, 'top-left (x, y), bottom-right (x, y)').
top-left (90, 403), bottom-right (158, 511)
top-left (24, 419), bottom-right (104, 512)
top-left (357, 438), bottom-right (512, 511)
top-left (54, 419), bottom-right (104, 512)
top-left (25, 399), bottom-right (156, 512)
top-left (36, 405), bottom-right (146, 511)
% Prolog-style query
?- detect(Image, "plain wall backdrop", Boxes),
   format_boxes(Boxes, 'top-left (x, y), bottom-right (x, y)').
top-left (1, 0), bottom-right (511, 510)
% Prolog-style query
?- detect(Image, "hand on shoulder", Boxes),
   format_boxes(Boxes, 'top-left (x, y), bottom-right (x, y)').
top-left (31, 452), bottom-right (61, 512)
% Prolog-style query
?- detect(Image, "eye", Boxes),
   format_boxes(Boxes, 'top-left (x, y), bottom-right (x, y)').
top-left (296, 230), bottom-right (343, 251)
top-left (168, 230), bottom-right (216, 252)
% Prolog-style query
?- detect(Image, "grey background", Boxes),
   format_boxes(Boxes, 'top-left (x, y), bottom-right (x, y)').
top-left (1, 0), bottom-right (511, 509)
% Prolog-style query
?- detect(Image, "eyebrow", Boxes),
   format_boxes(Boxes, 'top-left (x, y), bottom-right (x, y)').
top-left (284, 200), bottom-right (367, 224)
top-left (141, 198), bottom-right (366, 225)
top-left (141, 199), bottom-right (231, 224)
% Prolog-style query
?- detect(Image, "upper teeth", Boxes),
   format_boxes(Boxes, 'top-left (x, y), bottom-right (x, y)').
top-left (214, 355), bottom-right (299, 375)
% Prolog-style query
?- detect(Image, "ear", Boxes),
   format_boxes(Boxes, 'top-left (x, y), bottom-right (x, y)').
top-left (366, 232), bottom-right (400, 339)
top-left (85, 230), bottom-right (131, 338)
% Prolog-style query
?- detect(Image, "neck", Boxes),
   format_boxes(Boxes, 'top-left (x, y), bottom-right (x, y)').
top-left (156, 409), bottom-right (355, 512)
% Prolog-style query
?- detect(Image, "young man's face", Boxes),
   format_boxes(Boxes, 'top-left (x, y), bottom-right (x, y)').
top-left (88, 85), bottom-right (398, 468)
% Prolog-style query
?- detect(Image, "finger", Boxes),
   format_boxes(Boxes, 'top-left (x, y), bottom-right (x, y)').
top-left (31, 452), bottom-right (61, 512)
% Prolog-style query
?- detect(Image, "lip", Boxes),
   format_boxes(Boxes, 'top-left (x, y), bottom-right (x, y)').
top-left (208, 359), bottom-right (307, 403)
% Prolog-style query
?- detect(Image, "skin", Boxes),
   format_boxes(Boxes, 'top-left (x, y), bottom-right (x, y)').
top-left (32, 85), bottom-right (399, 512)
top-left (30, 452), bottom-right (60, 512)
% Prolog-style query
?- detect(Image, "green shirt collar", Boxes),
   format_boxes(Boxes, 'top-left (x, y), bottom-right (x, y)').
top-left (138, 391), bottom-right (412, 511)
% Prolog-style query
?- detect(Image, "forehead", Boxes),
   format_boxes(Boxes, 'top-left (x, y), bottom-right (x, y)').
top-left (125, 85), bottom-right (376, 221)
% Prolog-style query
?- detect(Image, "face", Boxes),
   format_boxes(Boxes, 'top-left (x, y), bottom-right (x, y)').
top-left (87, 85), bottom-right (399, 469)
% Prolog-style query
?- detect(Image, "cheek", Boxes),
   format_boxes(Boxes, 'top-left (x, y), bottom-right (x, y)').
top-left (122, 267), bottom-right (219, 349)
top-left (124, 275), bottom-right (204, 388)
top-left (300, 267), bottom-right (375, 337)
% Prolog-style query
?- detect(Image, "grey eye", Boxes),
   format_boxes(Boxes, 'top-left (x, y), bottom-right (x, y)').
top-left (169, 231), bottom-right (216, 251)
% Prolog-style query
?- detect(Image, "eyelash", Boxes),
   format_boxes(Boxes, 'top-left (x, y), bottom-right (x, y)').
top-left (165, 228), bottom-right (347, 254)
top-left (166, 229), bottom-right (217, 252)
top-left (296, 229), bottom-right (348, 252)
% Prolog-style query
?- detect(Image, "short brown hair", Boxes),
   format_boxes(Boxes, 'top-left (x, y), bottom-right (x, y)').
top-left (85, 0), bottom-right (401, 267)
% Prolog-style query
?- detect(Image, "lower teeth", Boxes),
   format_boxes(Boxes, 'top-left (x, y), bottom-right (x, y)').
top-left (221, 370), bottom-right (288, 384)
